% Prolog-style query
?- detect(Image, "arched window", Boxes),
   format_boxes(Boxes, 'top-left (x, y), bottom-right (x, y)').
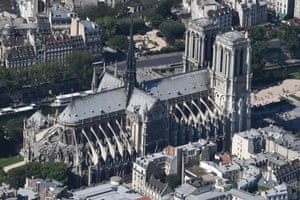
top-left (239, 49), bottom-right (244, 75)
top-left (219, 47), bottom-right (223, 73)
top-left (234, 49), bottom-right (238, 76)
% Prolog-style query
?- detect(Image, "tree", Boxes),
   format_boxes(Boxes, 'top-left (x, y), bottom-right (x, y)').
top-left (2, 117), bottom-right (24, 142)
top-left (65, 51), bottom-right (92, 86)
top-left (155, 0), bottom-right (174, 18)
top-left (116, 17), bottom-right (147, 35)
top-left (77, 4), bottom-right (117, 20)
top-left (147, 13), bottom-right (165, 28)
top-left (6, 166), bottom-right (26, 188)
top-left (249, 26), bottom-right (267, 42)
top-left (6, 162), bottom-right (69, 188)
top-left (114, 3), bottom-right (130, 18)
top-left (96, 16), bottom-right (117, 37)
top-left (0, 169), bottom-right (5, 184)
top-left (166, 174), bottom-right (181, 189)
top-left (106, 35), bottom-right (129, 52)
top-left (159, 19), bottom-right (185, 44)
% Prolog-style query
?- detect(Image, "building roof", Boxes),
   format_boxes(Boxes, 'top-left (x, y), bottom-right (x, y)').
top-left (191, 18), bottom-right (214, 27)
top-left (175, 183), bottom-right (197, 197)
top-left (97, 72), bottom-right (124, 92)
top-left (222, 31), bottom-right (245, 42)
top-left (135, 151), bottom-right (176, 169)
top-left (27, 110), bottom-right (47, 128)
top-left (17, 188), bottom-right (38, 199)
top-left (80, 18), bottom-right (100, 32)
top-left (235, 129), bottom-right (263, 139)
top-left (143, 69), bottom-right (209, 101)
top-left (228, 189), bottom-right (264, 200)
top-left (263, 183), bottom-right (287, 197)
top-left (127, 88), bottom-right (157, 115)
top-left (49, 3), bottom-right (77, 20)
top-left (59, 88), bottom-right (126, 125)
top-left (187, 191), bottom-right (225, 200)
top-left (71, 183), bottom-right (142, 200)
top-left (148, 175), bottom-right (170, 193)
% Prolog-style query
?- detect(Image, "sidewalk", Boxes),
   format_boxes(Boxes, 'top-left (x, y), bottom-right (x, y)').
top-left (3, 160), bottom-right (26, 173)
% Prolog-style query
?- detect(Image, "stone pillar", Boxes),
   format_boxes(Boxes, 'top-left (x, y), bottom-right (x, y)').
top-left (184, 31), bottom-right (190, 58)
top-left (212, 44), bottom-right (217, 71)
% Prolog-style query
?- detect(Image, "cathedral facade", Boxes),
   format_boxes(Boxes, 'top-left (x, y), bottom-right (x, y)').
top-left (23, 18), bottom-right (251, 185)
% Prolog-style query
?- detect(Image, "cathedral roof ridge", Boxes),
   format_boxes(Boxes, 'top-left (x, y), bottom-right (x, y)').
top-left (97, 72), bottom-right (124, 92)
top-left (143, 69), bottom-right (209, 100)
top-left (58, 87), bottom-right (126, 125)
top-left (127, 87), bottom-right (158, 115)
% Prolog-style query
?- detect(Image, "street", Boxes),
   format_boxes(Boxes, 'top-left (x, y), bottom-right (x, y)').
top-left (113, 51), bottom-right (184, 70)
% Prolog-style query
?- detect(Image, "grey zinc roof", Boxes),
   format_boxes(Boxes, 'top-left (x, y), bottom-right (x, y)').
top-left (49, 3), bottom-right (77, 19)
top-left (228, 189), bottom-right (264, 200)
top-left (187, 191), bottom-right (226, 200)
top-left (143, 69), bottom-right (209, 101)
top-left (59, 88), bottom-right (126, 124)
top-left (27, 110), bottom-right (47, 128)
top-left (127, 88), bottom-right (157, 115)
top-left (17, 188), bottom-right (38, 199)
top-left (222, 31), bottom-right (245, 42)
top-left (175, 184), bottom-right (197, 197)
top-left (97, 73), bottom-right (124, 92)
top-left (71, 183), bottom-right (142, 200)
top-left (192, 18), bottom-right (214, 27)
top-left (81, 19), bottom-right (99, 32)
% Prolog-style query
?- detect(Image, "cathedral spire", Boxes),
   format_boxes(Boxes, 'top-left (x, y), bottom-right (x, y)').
top-left (125, 16), bottom-right (136, 105)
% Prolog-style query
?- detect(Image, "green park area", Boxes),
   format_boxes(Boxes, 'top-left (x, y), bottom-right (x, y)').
top-left (0, 155), bottom-right (23, 169)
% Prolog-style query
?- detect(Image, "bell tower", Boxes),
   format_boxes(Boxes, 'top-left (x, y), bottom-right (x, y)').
top-left (210, 31), bottom-right (251, 151)
top-left (183, 18), bottom-right (218, 72)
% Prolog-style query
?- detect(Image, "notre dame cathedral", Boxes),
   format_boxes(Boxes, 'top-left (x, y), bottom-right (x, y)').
top-left (23, 18), bottom-right (251, 185)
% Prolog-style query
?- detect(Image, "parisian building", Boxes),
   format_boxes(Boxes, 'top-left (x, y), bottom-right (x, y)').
top-left (231, 0), bottom-right (267, 27)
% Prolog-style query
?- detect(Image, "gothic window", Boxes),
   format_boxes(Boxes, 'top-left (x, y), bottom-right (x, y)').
top-left (192, 33), bottom-right (195, 59)
top-left (234, 49), bottom-right (238, 76)
top-left (220, 47), bottom-right (223, 73)
top-left (239, 49), bottom-right (244, 75)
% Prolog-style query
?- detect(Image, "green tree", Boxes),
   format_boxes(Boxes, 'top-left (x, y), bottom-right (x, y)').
top-left (114, 3), bottom-right (130, 18)
top-left (6, 162), bottom-right (69, 188)
top-left (116, 17), bottom-right (147, 35)
top-left (166, 174), bottom-right (181, 189)
top-left (6, 166), bottom-right (26, 188)
top-left (147, 13), bottom-right (164, 28)
top-left (96, 16), bottom-right (117, 37)
top-left (155, 0), bottom-right (174, 18)
top-left (249, 26), bottom-right (267, 42)
top-left (77, 4), bottom-right (116, 20)
top-left (159, 19), bottom-right (185, 44)
top-left (65, 51), bottom-right (92, 86)
top-left (106, 35), bottom-right (129, 52)
top-left (0, 169), bottom-right (5, 184)
top-left (2, 117), bottom-right (24, 142)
